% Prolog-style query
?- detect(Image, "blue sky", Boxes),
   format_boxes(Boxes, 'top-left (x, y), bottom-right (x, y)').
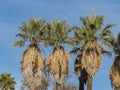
top-left (0, 0), bottom-right (120, 90)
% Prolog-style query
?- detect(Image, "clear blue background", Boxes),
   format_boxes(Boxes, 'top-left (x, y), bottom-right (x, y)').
top-left (0, 0), bottom-right (120, 90)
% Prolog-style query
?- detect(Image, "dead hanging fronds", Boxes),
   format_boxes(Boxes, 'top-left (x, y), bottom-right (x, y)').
top-left (81, 43), bottom-right (102, 78)
top-left (47, 46), bottom-right (70, 90)
top-left (21, 45), bottom-right (44, 90)
top-left (110, 56), bottom-right (120, 89)
top-left (47, 46), bottom-right (70, 75)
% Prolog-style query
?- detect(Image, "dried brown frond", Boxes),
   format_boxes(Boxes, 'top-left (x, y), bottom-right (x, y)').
top-left (47, 46), bottom-right (71, 89)
top-left (39, 77), bottom-right (50, 90)
top-left (110, 56), bottom-right (120, 88)
top-left (81, 42), bottom-right (102, 78)
top-left (47, 47), bottom-right (70, 74)
top-left (74, 54), bottom-right (82, 77)
top-left (21, 45), bottom-right (44, 90)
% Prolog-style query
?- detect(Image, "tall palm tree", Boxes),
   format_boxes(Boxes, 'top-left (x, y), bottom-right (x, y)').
top-left (0, 73), bottom-right (16, 90)
top-left (110, 32), bottom-right (120, 90)
top-left (71, 14), bottom-right (114, 90)
top-left (44, 20), bottom-right (71, 90)
top-left (13, 18), bottom-right (46, 90)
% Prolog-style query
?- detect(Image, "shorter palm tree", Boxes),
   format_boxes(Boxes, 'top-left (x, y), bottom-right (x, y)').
top-left (44, 20), bottom-right (71, 90)
top-left (0, 73), bottom-right (16, 90)
top-left (110, 32), bottom-right (120, 90)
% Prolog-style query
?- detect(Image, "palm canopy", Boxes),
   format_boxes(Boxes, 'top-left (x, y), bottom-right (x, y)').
top-left (71, 14), bottom-right (114, 50)
top-left (13, 18), bottom-right (46, 47)
top-left (0, 73), bottom-right (16, 90)
top-left (44, 20), bottom-right (71, 47)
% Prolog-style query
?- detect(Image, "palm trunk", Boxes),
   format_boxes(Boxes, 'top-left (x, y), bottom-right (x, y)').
top-left (55, 84), bottom-right (61, 90)
top-left (79, 77), bottom-right (84, 90)
top-left (114, 86), bottom-right (118, 90)
top-left (87, 75), bottom-right (92, 90)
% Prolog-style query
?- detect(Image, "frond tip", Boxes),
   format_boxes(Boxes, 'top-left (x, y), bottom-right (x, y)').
top-left (13, 40), bottom-right (25, 47)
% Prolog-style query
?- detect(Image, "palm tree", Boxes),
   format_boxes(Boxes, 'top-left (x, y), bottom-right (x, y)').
top-left (110, 32), bottom-right (120, 90)
top-left (71, 14), bottom-right (114, 90)
top-left (0, 73), bottom-right (16, 90)
top-left (44, 20), bottom-right (71, 90)
top-left (13, 18), bottom-right (46, 90)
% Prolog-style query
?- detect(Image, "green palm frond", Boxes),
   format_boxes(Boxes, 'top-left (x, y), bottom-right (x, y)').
top-left (113, 32), bottom-right (120, 56)
top-left (19, 22), bottom-right (28, 32)
top-left (71, 14), bottom-right (115, 51)
top-left (13, 18), bottom-right (47, 47)
top-left (13, 40), bottom-right (25, 47)
top-left (44, 20), bottom-right (70, 47)
top-left (101, 49), bottom-right (112, 57)
top-left (99, 24), bottom-right (115, 41)
top-left (0, 73), bottom-right (16, 90)
top-left (15, 33), bottom-right (29, 41)
top-left (103, 24), bottom-right (115, 31)
top-left (80, 14), bottom-right (104, 32)
top-left (70, 47), bottom-right (82, 54)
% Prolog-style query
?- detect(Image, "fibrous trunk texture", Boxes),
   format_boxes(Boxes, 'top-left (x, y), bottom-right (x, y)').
top-left (79, 77), bottom-right (84, 90)
top-left (81, 43), bottom-right (102, 78)
top-left (47, 46), bottom-right (70, 90)
top-left (110, 56), bottom-right (120, 89)
top-left (21, 45), bottom-right (44, 90)
top-left (87, 75), bottom-right (92, 90)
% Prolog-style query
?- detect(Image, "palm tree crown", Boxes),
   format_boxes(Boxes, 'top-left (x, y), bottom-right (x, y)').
top-left (44, 20), bottom-right (71, 46)
top-left (13, 18), bottom-right (46, 47)
top-left (0, 73), bottom-right (16, 90)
